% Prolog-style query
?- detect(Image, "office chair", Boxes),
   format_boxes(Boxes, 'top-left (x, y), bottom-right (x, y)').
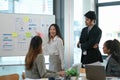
top-left (0, 73), bottom-right (19, 80)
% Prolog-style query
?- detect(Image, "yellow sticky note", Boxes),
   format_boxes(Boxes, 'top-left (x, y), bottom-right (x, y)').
top-left (24, 16), bottom-right (29, 22)
top-left (12, 32), bottom-right (18, 37)
top-left (26, 32), bottom-right (32, 38)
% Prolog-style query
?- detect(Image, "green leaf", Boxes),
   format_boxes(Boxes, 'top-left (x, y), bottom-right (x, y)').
top-left (65, 68), bottom-right (78, 76)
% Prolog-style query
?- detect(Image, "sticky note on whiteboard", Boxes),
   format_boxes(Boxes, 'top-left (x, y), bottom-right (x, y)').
top-left (12, 32), bottom-right (18, 37)
top-left (24, 16), bottom-right (29, 22)
top-left (26, 32), bottom-right (32, 38)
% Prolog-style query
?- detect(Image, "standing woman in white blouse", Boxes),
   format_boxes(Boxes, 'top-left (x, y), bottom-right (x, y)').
top-left (44, 24), bottom-right (64, 72)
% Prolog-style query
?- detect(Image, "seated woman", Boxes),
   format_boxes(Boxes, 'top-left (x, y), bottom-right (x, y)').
top-left (25, 35), bottom-right (65, 79)
top-left (103, 39), bottom-right (120, 77)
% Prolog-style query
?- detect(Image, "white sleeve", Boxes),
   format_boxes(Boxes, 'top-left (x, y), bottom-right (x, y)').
top-left (57, 39), bottom-right (64, 70)
top-left (42, 44), bottom-right (49, 55)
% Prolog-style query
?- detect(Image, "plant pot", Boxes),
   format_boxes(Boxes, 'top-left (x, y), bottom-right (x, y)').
top-left (70, 76), bottom-right (77, 80)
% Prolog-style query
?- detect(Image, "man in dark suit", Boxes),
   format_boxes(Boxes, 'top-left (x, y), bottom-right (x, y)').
top-left (77, 11), bottom-right (103, 67)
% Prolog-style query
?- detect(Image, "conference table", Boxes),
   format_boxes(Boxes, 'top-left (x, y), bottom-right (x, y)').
top-left (24, 68), bottom-right (87, 80)
top-left (24, 68), bottom-right (120, 80)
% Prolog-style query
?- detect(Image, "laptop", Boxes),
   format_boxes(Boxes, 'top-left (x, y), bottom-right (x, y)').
top-left (85, 64), bottom-right (106, 80)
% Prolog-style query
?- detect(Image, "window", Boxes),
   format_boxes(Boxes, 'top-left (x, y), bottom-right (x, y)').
top-left (96, 0), bottom-right (120, 55)
top-left (98, 0), bottom-right (120, 3)
top-left (73, 0), bottom-right (83, 64)
top-left (0, 0), bottom-right (53, 14)
top-left (14, 0), bottom-right (53, 14)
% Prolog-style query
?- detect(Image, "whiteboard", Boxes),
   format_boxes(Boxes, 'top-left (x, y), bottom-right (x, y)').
top-left (0, 13), bottom-right (55, 56)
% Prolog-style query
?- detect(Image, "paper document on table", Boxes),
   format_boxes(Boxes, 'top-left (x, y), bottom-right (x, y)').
top-left (86, 61), bottom-right (103, 66)
top-left (25, 78), bottom-right (48, 80)
top-left (106, 77), bottom-right (120, 80)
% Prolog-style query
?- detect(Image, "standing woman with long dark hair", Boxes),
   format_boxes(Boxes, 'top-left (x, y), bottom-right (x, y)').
top-left (43, 24), bottom-right (64, 72)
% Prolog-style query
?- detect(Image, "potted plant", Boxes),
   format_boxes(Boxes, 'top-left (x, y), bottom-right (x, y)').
top-left (65, 68), bottom-right (79, 80)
